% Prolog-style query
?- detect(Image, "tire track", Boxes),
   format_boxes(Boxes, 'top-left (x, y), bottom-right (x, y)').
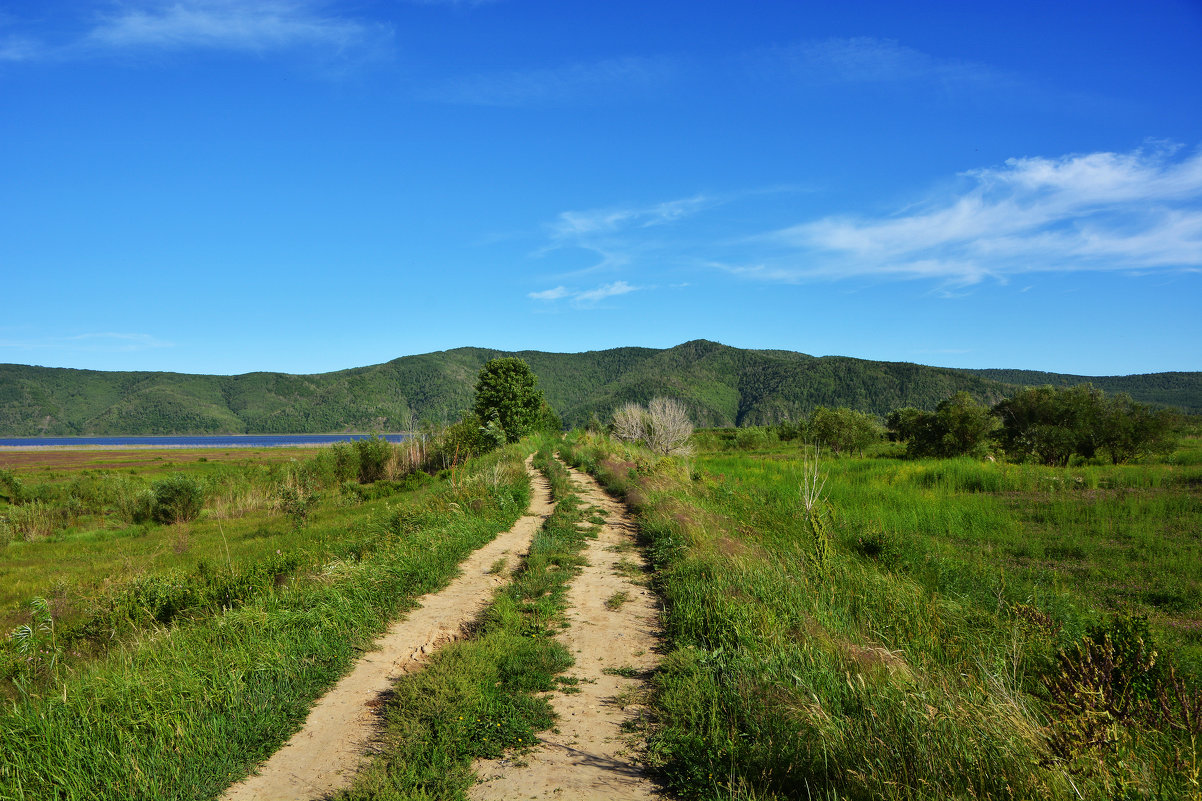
top-left (470, 460), bottom-right (663, 801)
top-left (222, 456), bottom-right (553, 801)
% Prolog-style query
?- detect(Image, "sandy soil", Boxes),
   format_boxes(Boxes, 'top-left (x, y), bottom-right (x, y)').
top-left (470, 462), bottom-right (663, 801)
top-left (221, 456), bottom-right (554, 801)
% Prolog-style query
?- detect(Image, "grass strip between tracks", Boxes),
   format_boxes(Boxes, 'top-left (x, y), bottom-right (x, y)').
top-left (336, 435), bottom-right (596, 800)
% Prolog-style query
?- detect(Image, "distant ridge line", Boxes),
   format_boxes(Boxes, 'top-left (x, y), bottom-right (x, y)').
top-left (1, 340), bottom-right (1198, 436)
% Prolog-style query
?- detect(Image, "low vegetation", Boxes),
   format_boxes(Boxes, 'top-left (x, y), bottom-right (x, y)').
top-left (2, 366), bottom-right (1199, 800)
top-left (0, 433), bottom-right (533, 800)
top-left (563, 424), bottom-right (1202, 800)
top-left (336, 437), bottom-right (595, 800)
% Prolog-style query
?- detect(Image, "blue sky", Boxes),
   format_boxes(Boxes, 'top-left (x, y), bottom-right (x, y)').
top-left (2, 0), bottom-right (1200, 377)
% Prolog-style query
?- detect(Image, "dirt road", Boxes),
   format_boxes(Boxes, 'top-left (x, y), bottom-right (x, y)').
top-left (470, 461), bottom-right (662, 800)
top-left (222, 456), bottom-right (554, 801)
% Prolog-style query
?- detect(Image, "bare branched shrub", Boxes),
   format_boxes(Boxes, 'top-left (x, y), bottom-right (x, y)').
top-left (611, 398), bottom-right (694, 455)
top-left (611, 402), bottom-right (646, 444)
top-left (645, 397), bottom-right (694, 456)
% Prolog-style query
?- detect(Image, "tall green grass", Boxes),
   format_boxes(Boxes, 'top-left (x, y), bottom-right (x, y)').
top-left (0, 446), bottom-right (531, 801)
top-left (564, 432), bottom-right (1202, 800)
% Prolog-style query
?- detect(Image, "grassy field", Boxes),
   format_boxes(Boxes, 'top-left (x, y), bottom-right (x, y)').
top-left (3, 432), bottom-right (1200, 800)
top-left (564, 431), bottom-right (1202, 800)
top-left (0, 448), bottom-right (327, 629)
top-left (0, 441), bottom-right (533, 800)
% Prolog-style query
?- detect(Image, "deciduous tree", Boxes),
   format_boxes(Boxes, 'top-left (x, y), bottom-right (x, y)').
top-left (472, 358), bottom-right (550, 443)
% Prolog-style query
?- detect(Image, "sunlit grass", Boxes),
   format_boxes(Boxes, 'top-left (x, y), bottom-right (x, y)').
top-left (0, 445), bottom-right (532, 801)
top-left (565, 431), bottom-right (1202, 800)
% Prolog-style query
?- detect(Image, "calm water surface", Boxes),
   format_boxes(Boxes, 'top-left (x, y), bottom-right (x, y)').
top-left (0, 434), bottom-right (409, 448)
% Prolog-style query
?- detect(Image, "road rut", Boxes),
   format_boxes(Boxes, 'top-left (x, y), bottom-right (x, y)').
top-left (470, 461), bottom-right (662, 801)
top-left (222, 456), bottom-right (553, 801)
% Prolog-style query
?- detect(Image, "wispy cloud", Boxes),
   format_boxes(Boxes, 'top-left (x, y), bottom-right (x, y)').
top-left (84, 0), bottom-right (391, 56)
top-left (753, 36), bottom-right (1010, 90)
top-left (402, 0), bottom-right (500, 5)
top-left (725, 143), bottom-right (1202, 288)
top-left (528, 281), bottom-right (640, 306)
top-left (538, 194), bottom-right (714, 277)
top-left (551, 195), bottom-right (711, 238)
top-left (0, 332), bottom-right (174, 352)
top-left (422, 55), bottom-right (680, 106)
top-left (525, 146), bottom-right (1201, 299)
top-left (528, 286), bottom-right (572, 301)
top-left (0, 34), bottom-right (38, 62)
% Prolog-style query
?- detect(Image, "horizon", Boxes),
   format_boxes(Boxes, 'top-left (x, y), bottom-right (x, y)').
top-left (2, 1), bottom-right (1200, 377)
top-left (4, 339), bottom-right (1196, 380)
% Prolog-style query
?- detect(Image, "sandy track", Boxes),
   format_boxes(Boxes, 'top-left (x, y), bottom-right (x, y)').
top-left (470, 461), bottom-right (662, 801)
top-left (222, 456), bottom-right (553, 801)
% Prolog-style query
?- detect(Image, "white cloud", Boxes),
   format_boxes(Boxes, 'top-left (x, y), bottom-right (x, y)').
top-left (757, 36), bottom-right (1008, 90)
top-left (576, 280), bottom-right (637, 303)
top-left (537, 194), bottom-right (714, 278)
top-left (527, 286), bottom-right (571, 301)
top-left (0, 332), bottom-right (174, 352)
top-left (422, 55), bottom-right (679, 107)
top-left (527, 147), bottom-right (1202, 297)
top-left (85, 0), bottom-right (391, 56)
top-left (551, 195), bottom-right (710, 239)
top-left (528, 281), bottom-right (640, 305)
top-left (751, 143), bottom-right (1202, 286)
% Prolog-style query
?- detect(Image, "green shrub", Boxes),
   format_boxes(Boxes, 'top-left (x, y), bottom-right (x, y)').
top-left (735, 426), bottom-right (773, 451)
top-left (0, 470), bottom-right (27, 504)
top-left (2, 501), bottom-right (64, 540)
top-left (354, 435), bottom-right (393, 483)
top-left (439, 413), bottom-right (504, 462)
top-left (277, 482), bottom-right (316, 530)
top-left (807, 406), bottom-right (882, 456)
top-left (112, 479), bottom-right (155, 524)
top-left (151, 474), bottom-right (205, 525)
top-left (329, 441), bottom-right (360, 483)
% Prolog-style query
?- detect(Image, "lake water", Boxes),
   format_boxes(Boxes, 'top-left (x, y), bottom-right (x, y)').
top-left (0, 434), bottom-right (409, 449)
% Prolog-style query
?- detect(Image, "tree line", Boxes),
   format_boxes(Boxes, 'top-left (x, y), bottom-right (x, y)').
top-left (689, 385), bottom-right (1179, 466)
top-left (426, 360), bottom-right (1181, 469)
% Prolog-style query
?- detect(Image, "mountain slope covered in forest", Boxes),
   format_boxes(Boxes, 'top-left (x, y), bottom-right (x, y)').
top-left (2, 340), bottom-right (1198, 436)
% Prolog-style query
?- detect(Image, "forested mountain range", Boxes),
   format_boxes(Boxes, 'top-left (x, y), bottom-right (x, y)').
top-left (1, 340), bottom-right (1198, 436)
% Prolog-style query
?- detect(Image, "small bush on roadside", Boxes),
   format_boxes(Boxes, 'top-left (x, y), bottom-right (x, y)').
top-left (430, 413), bottom-right (505, 468)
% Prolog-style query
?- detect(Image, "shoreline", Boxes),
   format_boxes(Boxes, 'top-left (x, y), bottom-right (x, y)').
top-left (0, 433), bottom-right (414, 451)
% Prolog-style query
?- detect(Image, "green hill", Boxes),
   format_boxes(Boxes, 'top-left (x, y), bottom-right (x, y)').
top-left (959, 368), bottom-right (1202, 413)
top-left (1, 341), bottom-right (1198, 436)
